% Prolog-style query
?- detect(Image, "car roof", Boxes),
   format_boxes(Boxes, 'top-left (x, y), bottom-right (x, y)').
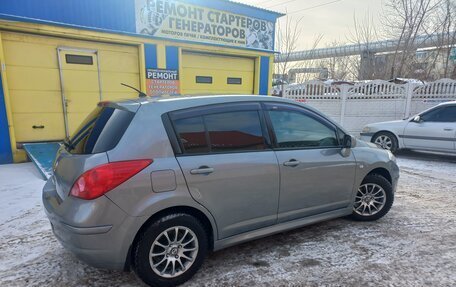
top-left (112, 95), bottom-right (304, 111)
top-left (438, 100), bottom-right (456, 106)
top-left (141, 95), bottom-right (326, 115)
top-left (138, 94), bottom-right (295, 105)
top-left (108, 94), bottom-right (349, 134)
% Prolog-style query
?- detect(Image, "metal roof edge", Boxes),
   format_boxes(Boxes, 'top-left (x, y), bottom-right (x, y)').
top-left (222, 0), bottom-right (286, 17)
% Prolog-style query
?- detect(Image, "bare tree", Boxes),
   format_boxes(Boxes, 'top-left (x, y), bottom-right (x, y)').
top-left (439, 0), bottom-right (456, 78)
top-left (292, 35), bottom-right (324, 83)
top-left (316, 41), bottom-right (352, 80)
top-left (275, 15), bottom-right (304, 84)
top-left (312, 12), bottom-right (380, 81)
top-left (348, 11), bottom-right (381, 79)
top-left (275, 0), bottom-right (456, 83)
top-left (382, 0), bottom-right (443, 79)
top-left (414, 0), bottom-right (456, 80)
top-left (274, 14), bottom-right (323, 91)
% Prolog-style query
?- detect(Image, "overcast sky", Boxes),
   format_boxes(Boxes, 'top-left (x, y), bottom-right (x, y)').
top-left (236, 0), bottom-right (385, 50)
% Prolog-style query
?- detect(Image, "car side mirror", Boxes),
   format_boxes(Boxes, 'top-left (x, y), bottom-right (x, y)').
top-left (342, 134), bottom-right (352, 149)
top-left (413, 115), bottom-right (422, 123)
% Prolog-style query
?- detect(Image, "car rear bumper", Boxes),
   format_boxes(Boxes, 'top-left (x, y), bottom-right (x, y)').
top-left (42, 178), bottom-right (138, 270)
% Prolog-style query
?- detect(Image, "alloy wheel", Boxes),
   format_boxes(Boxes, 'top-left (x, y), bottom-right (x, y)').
top-left (149, 226), bottom-right (199, 278)
top-left (354, 183), bottom-right (386, 216)
top-left (374, 135), bottom-right (393, 150)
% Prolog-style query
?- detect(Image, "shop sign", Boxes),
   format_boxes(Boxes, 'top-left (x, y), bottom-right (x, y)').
top-left (146, 68), bottom-right (180, 95)
top-left (135, 0), bottom-right (275, 51)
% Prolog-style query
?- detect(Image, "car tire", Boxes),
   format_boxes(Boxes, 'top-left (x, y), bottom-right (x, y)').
top-left (348, 174), bottom-right (394, 221)
top-left (372, 131), bottom-right (399, 153)
top-left (134, 213), bottom-right (208, 287)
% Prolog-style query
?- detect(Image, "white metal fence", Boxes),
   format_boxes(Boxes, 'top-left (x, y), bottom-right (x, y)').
top-left (284, 78), bottom-right (456, 135)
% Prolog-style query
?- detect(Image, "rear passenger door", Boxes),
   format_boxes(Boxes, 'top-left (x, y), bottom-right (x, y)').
top-left (170, 103), bottom-right (280, 239)
top-left (264, 103), bottom-right (357, 223)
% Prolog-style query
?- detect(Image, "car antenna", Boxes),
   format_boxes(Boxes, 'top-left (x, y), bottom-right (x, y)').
top-left (121, 83), bottom-right (148, 98)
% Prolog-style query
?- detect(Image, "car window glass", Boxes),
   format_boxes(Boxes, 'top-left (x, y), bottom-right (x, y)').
top-left (173, 116), bottom-right (210, 154)
top-left (204, 111), bottom-right (266, 152)
top-left (337, 128), bottom-right (346, 146)
top-left (269, 110), bottom-right (338, 148)
top-left (421, 106), bottom-right (456, 122)
top-left (68, 107), bottom-right (134, 154)
top-left (437, 106), bottom-right (456, 122)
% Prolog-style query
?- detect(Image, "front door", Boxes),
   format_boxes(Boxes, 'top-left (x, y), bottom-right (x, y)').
top-left (264, 103), bottom-right (357, 223)
top-left (403, 105), bottom-right (456, 152)
top-left (170, 103), bottom-right (280, 239)
top-left (58, 48), bottom-right (101, 138)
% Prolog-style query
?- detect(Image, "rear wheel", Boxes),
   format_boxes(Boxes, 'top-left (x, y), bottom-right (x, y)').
top-left (134, 213), bottom-right (208, 287)
top-left (349, 174), bottom-right (394, 221)
top-left (372, 132), bottom-right (398, 153)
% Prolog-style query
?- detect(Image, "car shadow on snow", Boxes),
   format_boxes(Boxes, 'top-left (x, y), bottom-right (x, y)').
top-left (395, 149), bottom-right (456, 163)
top-left (185, 217), bottom-right (390, 286)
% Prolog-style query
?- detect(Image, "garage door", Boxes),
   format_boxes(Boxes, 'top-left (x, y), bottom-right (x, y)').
top-left (181, 52), bottom-right (254, 95)
top-left (2, 32), bottom-right (140, 142)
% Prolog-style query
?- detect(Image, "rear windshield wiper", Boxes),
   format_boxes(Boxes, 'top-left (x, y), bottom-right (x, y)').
top-left (63, 138), bottom-right (74, 151)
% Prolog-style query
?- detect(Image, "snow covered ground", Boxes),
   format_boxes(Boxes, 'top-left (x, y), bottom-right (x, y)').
top-left (1, 151), bottom-right (455, 286)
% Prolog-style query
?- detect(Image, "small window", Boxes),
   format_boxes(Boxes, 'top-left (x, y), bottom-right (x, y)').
top-left (196, 76), bottom-right (212, 84)
top-left (65, 54), bottom-right (94, 65)
top-left (204, 111), bottom-right (266, 152)
top-left (174, 116), bottom-right (210, 154)
top-left (227, 77), bottom-right (242, 85)
top-left (268, 109), bottom-right (338, 149)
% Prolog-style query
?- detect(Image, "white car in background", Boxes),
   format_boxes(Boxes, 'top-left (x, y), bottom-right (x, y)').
top-left (360, 101), bottom-right (456, 153)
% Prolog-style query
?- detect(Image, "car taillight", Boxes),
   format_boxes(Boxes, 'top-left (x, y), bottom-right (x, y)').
top-left (70, 159), bottom-right (153, 200)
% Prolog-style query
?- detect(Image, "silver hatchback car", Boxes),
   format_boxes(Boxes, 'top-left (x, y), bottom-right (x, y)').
top-left (43, 95), bottom-right (399, 287)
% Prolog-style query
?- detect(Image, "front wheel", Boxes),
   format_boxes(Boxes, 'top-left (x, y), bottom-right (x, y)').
top-left (372, 132), bottom-right (398, 153)
top-left (349, 174), bottom-right (394, 221)
top-left (134, 213), bottom-right (208, 287)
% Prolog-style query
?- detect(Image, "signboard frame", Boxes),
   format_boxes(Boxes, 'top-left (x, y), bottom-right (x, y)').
top-left (135, 0), bottom-right (276, 51)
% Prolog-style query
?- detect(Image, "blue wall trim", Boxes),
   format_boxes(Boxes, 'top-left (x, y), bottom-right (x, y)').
top-left (144, 44), bottom-right (158, 69)
top-left (0, 73), bottom-right (13, 164)
top-left (166, 46), bottom-right (179, 70)
top-left (259, 56), bottom-right (270, 95)
top-left (0, 0), bottom-right (136, 33)
top-left (0, 13), bottom-right (279, 54)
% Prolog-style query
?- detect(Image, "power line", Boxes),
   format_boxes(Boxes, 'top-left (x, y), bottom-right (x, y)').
top-left (287, 0), bottom-right (343, 14)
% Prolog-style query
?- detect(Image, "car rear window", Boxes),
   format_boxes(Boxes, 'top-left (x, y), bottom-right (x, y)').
top-left (66, 106), bottom-right (135, 154)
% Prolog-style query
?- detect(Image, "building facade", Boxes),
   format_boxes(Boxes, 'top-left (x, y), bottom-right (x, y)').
top-left (0, 0), bottom-right (283, 163)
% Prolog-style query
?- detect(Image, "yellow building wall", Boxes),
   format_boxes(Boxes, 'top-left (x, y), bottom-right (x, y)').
top-left (181, 52), bottom-right (255, 95)
top-left (2, 31), bottom-right (140, 143)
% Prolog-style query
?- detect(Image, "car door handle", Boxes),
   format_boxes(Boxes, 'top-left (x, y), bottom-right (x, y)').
top-left (190, 166), bottom-right (214, 175)
top-left (443, 128), bottom-right (454, 131)
top-left (283, 159), bottom-right (300, 167)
